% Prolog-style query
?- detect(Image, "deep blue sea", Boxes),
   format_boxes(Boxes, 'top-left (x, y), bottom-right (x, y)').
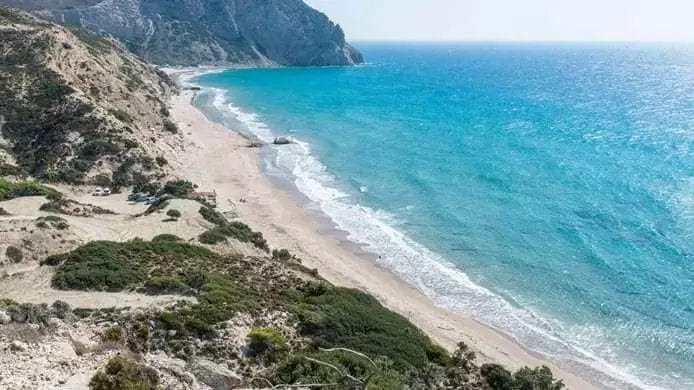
top-left (193, 43), bottom-right (694, 389)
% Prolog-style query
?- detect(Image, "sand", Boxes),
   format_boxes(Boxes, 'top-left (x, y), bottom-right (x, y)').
top-left (164, 87), bottom-right (601, 390)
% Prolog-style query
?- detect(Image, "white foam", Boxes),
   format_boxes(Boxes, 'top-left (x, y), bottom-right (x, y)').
top-left (196, 82), bottom-right (672, 390)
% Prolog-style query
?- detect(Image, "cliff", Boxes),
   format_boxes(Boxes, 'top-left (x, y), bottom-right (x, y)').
top-left (1, 0), bottom-right (364, 66)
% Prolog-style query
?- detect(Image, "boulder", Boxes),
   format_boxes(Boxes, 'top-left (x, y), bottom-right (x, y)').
top-left (273, 136), bottom-right (292, 145)
top-left (0, 310), bottom-right (11, 324)
top-left (10, 340), bottom-right (28, 352)
top-left (185, 359), bottom-right (242, 390)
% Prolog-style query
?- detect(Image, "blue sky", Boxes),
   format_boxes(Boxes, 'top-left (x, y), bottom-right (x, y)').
top-left (305, 0), bottom-right (694, 42)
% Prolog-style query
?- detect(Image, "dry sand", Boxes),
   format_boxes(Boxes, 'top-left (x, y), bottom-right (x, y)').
top-left (166, 89), bottom-right (600, 389)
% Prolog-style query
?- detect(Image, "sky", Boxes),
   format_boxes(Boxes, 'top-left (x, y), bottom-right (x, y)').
top-left (305, 0), bottom-right (694, 42)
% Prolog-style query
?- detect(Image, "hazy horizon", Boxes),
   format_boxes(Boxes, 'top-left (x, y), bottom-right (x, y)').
top-left (305, 0), bottom-right (694, 43)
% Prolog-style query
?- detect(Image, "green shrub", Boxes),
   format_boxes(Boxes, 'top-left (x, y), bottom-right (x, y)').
top-left (101, 325), bottom-right (124, 343)
top-left (198, 206), bottom-right (227, 226)
top-left (152, 234), bottom-right (182, 242)
top-left (155, 156), bottom-right (168, 166)
top-left (296, 285), bottom-right (441, 371)
top-left (89, 356), bottom-right (159, 390)
top-left (163, 119), bottom-right (178, 134)
top-left (160, 180), bottom-right (195, 197)
top-left (0, 178), bottom-right (59, 201)
top-left (144, 276), bottom-right (186, 294)
top-left (0, 163), bottom-right (27, 177)
top-left (481, 364), bottom-right (514, 389)
top-left (48, 242), bottom-right (147, 291)
top-left (45, 240), bottom-right (217, 291)
top-left (166, 209), bottom-right (181, 219)
top-left (513, 366), bottom-right (565, 390)
top-left (272, 249), bottom-right (292, 261)
top-left (247, 327), bottom-right (288, 362)
top-left (198, 229), bottom-right (227, 245)
top-left (5, 246), bottom-right (23, 263)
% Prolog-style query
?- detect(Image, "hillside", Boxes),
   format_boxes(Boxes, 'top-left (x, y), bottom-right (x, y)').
top-left (0, 7), bottom-right (177, 187)
top-left (1, 0), bottom-right (364, 67)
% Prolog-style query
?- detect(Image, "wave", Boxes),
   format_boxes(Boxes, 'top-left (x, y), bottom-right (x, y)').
top-left (193, 83), bottom-right (668, 390)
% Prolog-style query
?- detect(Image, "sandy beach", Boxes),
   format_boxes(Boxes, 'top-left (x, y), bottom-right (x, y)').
top-left (166, 85), bottom-right (599, 390)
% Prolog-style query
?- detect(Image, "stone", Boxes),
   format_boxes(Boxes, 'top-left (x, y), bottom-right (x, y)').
top-left (185, 359), bottom-right (242, 390)
top-left (10, 340), bottom-right (28, 352)
top-left (273, 136), bottom-right (292, 145)
top-left (0, 310), bottom-right (11, 324)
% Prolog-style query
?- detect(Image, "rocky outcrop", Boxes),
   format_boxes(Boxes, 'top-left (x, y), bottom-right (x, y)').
top-left (185, 359), bottom-right (242, 389)
top-left (1, 0), bottom-right (363, 67)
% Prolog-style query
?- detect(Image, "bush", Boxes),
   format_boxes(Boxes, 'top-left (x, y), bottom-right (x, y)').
top-left (272, 249), bottom-right (292, 261)
top-left (152, 234), bottom-right (182, 242)
top-left (143, 276), bottom-right (187, 294)
top-left (0, 178), bottom-right (59, 201)
top-left (102, 325), bottom-right (124, 342)
top-left (45, 240), bottom-right (217, 291)
top-left (247, 327), bottom-right (288, 362)
top-left (296, 285), bottom-right (443, 371)
top-left (513, 366), bottom-right (565, 390)
top-left (48, 241), bottom-right (147, 291)
top-left (163, 119), bottom-right (178, 134)
top-left (166, 209), bottom-right (181, 219)
top-left (89, 356), bottom-right (159, 390)
top-left (481, 364), bottom-right (514, 389)
top-left (160, 180), bottom-right (195, 197)
top-left (155, 156), bottom-right (168, 166)
top-left (198, 229), bottom-right (227, 245)
top-left (199, 206), bottom-right (227, 226)
top-left (5, 246), bottom-right (23, 263)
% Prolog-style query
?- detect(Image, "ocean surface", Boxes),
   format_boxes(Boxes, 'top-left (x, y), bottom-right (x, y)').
top-left (192, 43), bottom-right (694, 389)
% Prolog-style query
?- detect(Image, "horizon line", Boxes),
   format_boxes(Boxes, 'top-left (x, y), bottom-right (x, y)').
top-left (350, 38), bottom-right (694, 45)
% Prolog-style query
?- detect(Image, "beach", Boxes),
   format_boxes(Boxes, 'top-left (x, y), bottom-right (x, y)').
top-left (166, 85), bottom-right (599, 390)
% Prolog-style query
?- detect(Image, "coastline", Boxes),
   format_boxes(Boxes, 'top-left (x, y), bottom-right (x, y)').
top-left (164, 74), bottom-right (601, 389)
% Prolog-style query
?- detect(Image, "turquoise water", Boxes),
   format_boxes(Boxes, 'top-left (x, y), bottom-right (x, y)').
top-left (194, 43), bottom-right (694, 389)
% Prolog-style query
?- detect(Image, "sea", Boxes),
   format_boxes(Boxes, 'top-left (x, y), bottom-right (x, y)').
top-left (191, 43), bottom-right (694, 390)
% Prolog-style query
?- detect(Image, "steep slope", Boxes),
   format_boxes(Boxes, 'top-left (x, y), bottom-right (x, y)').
top-left (0, 7), bottom-right (176, 186)
top-left (2, 0), bottom-right (364, 66)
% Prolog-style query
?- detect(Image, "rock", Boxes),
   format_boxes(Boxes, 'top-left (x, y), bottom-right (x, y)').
top-left (273, 136), bottom-right (292, 145)
top-left (7, 0), bottom-right (364, 67)
top-left (185, 359), bottom-right (242, 390)
top-left (10, 340), bottom-right (28, 352)
top-left (0, 310), bottom-right (11, 324)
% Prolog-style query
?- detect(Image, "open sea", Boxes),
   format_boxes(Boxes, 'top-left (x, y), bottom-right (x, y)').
top-left (192, 43), bottom-right (694, 389)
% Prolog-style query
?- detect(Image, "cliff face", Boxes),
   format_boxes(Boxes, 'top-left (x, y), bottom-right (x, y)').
top-left (1, 0), bottom-right (363, 66)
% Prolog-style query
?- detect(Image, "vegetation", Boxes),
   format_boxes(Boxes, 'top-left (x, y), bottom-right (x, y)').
top-left (102, 325), bottom-right (124, 343)
top-left (36, 216), bottom-right (69, 230)
top-left (198, 206), bottom-right (269, 251)
top-left (43, 237), bottom-right (565, 389)
top-left (0, 178), bottom-right (58, 201)
top-left (151, 234), bottom-right (182, 242)
top-left (160, 180), bottom-right (195, 198)
top-left (166, 209), bottom-right (181, 219)
top-left (5, 246), bottom-right (23, 263)
top-left (247, 327), bottom-right (288, 362)
top-left (163, 119), bottom-right (178, 134)
top-left (89, 356), bottom-right (159, 390)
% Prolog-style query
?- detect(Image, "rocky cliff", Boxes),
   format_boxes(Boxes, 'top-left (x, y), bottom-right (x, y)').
top-left (1, 0), bottom-right (363, 66)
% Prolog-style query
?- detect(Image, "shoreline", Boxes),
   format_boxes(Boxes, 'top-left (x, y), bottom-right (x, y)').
top-left (164, 76), bottom-right (604, 389)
